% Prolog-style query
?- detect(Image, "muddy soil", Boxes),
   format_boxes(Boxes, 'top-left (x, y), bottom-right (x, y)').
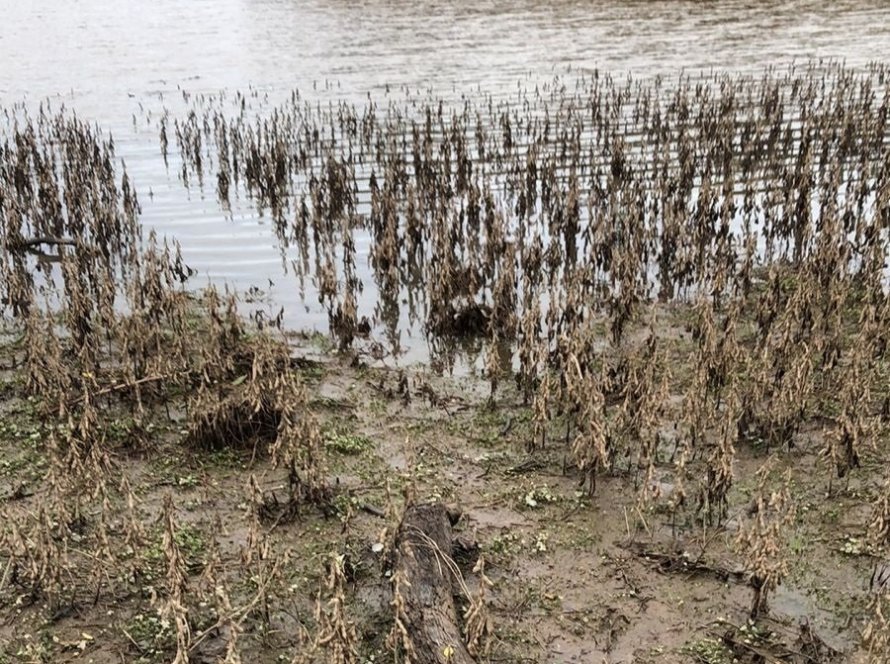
top-left (0, 309), bottom-right (883, 664)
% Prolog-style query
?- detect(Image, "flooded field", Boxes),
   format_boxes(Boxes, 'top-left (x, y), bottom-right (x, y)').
top-left (5, 0), bottom-right (890, 362)
top-left (4, 2), bottom-right (890, 664)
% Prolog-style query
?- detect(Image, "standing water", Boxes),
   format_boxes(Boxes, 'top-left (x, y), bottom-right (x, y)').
top-left (3, 0), bottom-right (890, 363)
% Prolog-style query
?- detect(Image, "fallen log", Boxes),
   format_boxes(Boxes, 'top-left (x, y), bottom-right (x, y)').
top-left (392, 503), bottom-right (475, 664)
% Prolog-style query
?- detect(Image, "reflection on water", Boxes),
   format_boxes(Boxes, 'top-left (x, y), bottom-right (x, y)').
top-left (2, 0), bottom-right (890, 363)
top-left (5, 0), bottom-right (890, 106)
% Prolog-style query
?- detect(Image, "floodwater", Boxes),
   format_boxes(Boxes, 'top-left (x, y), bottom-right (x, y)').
top-left (2, 0), bottom-right (890, 363)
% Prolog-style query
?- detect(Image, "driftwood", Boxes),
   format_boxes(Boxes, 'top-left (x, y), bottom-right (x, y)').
top-left (393, 503), bottom-right (475, 664)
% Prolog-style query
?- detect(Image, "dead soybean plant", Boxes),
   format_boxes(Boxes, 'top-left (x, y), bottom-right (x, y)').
top-left (294, 553), bottom-right (359, 664)
top-left (869, 479), bottom-right (890, 549)
top-left (697, 391), bottom-right (740, 528)
top-left (462, 556), bottom-right (494, 658)
top-left (156, 494), bottom-right (192, 664)
top-left (862, 591), bottom-right (890, 663)
top-left (386, 565), bottom-right (417, 663)
top-left (609, 334), bottom-right (670, 488)
top-left (565, 348), bottom-right (611, 496)
top-left (734, 462), bottom-right (796, 620)
top-left (822, 335), bottom-right (882, 487)
top-left (273, 404), bottom-right (334, 518)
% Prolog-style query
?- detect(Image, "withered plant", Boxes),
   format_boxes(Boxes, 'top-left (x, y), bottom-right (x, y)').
top-left (299, 553), bottom-right (358, 664)
top-left (157, 494), bottom-right (192, 664)
top-left (734, 462), bottom-right (796, 620)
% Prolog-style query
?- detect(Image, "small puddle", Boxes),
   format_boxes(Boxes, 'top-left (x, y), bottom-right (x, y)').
top-left (771, 584), bottom-right (852, 652)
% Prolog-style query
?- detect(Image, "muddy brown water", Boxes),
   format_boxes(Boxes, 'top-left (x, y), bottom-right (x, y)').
top-left (3, 0), bottom-right (890, 365)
